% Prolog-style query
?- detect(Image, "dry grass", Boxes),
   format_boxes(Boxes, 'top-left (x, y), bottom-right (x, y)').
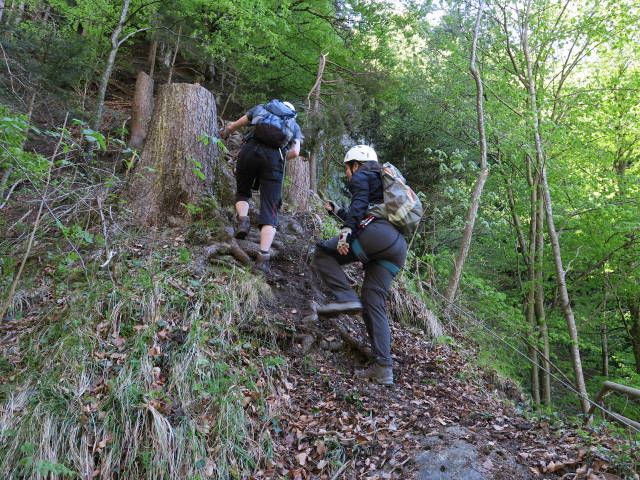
top-left (0, 256), bottom-right (286, 479)
top-left (388, 272), bottom-right (445, 340)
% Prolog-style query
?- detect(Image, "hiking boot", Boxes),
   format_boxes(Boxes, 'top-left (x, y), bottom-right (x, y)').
top-left (355, 363), bottom-right (394, 385)
top-left (234, 216), bottom-right (251, 239)
top-left (316, 301), bottom-right (363, 318)
top-left (254, 252), bottom-right (271, 274)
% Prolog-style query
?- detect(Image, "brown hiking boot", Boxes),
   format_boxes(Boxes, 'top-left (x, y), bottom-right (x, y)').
top-left (254, 252), bottom-right (271, 274)
top-left (355, 364), bottom-right (393, 385)
top-left (234, 216), bottom-right (251, 239)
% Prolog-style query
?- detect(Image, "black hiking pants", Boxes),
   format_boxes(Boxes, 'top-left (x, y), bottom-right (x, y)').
top-left (235, 139), bottom-right (283, 227)
top-left (315, 218), bottom-right (407, 366)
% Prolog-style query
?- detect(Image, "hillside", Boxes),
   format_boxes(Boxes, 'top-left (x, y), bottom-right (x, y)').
top-left (0, 158), bottom-right (636, 479)
top-left (0, 19), bottom-right (638, 479)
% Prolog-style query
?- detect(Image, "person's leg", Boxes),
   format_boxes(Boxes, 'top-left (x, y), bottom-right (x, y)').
top-left (259, 225), bottom-right (276, 252)
top-left (235, 201), bottom-right (249, 217)
top-left (234, 143), bottom-right (260, 239)
top-left (314, 237), bottom-right (363, 315)
top-left (251, 146), bottom-right (282, 272)
top-left (355, 220), bottom-right (407, 384)
top-left (255, 146), bottom-right (283, 241)
top-left (360, 262), bottom-right (395, 365)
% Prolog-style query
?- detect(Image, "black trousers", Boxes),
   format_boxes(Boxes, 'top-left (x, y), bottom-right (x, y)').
top-left (235, 139), bottom-right (283, 227)
top-left (315, 219), bottom-right (407, 366)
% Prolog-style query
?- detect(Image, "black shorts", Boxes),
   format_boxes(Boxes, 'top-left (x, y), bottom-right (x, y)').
top-left (235, 139), bottom-right (284, 227)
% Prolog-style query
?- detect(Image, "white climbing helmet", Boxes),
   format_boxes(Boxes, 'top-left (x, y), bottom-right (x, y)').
top-left (283, 101), bottom-right (295, 112)
top-left (344, 145), bottom-right (378, 163)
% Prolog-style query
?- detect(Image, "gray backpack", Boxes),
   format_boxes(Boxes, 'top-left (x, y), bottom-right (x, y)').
top-left (368, 163), bottom-right (423, 235)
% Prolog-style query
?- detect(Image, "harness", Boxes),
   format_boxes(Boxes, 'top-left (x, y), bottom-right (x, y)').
top-left (350, 216), bottom-right (402, 277)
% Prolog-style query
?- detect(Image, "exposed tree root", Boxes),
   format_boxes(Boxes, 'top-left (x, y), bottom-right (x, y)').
top-left (325, 315), bottom-right (372, 360)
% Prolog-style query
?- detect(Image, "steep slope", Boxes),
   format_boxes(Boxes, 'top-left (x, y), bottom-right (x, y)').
top-left (0, 196), bottom-right (636, 479)
top-left (222, 208), bottom-right (637, 480)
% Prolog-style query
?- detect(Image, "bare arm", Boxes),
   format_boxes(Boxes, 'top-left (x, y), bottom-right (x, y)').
top-left (220, 115), bottom-right (249, 138)
top-left (285, 138), bottom-right (301, 160)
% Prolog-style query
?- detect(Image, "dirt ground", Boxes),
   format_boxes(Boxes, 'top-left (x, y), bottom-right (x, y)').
top-left (221, 209), bottom-right (637, 480)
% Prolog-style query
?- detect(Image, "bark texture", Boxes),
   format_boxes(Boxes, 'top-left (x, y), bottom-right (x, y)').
top-left (284, 156), bottom-right (310, 211)
top-left (124, 83), bottom-right (218, 226)
top-left (128, 71), bottom-right (154, 150)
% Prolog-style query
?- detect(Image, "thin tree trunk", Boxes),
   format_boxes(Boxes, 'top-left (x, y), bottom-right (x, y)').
top-left (535, 186), bottom-right (551, 405)
top-left (0, 0), bottom-right (6, 24)
top-left (443, 2), bottom-right (489, 314)
top-left (601, 324), bottom-right (609, 377)
top-left (129, 71), bottom-right (154, 150)
top-left (148, 40), bottom-right (158, 77)
top-left (90, 0), bottom-right (131, 136)
top-left (166, 24), bottom-right (182, 84)
top-left (526, 172), bottom-right (540, 404)
top-left (521, 0), bottom-right (589, 415)
top-left (306, 53), bottom-right (327, 194)
top-left (539, 166), bottom-right (589, 413)
top-left (11, 0), bottom-right (24, 25)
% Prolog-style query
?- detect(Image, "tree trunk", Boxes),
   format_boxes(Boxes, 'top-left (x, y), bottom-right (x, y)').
top-left (521, 0), bottom-right (589, 415)
top-left (0, 0), bottom-right (6, 24)
top-left (129, 71), bottom-right (154, 150)
top-left (540, 167), bottom-right (589, 413)
top-left (443, 3), bottom-right (489, 315)
top-left (526, 174), bottom-right (540, 404)
top-left (306, 53), bottom-right (327, 194)
top-left (601, 324), bottom-right (609, 377)
top-left (11, 0), bottom-right (24, 25)
top-left (284, 156), bottom-right (310, 211)
top-left (90, 0), bottom-right (131, 135)
top-left (148, 40), bottom-right (158, 77)
top-left (166, 24), bottom-right (182, 84)
top-left (630, 300), bottom-right (640, 374)
top-left (124, 83), bottom-right (219, 226)
top-left (535, 187), bottom-right (551, 406)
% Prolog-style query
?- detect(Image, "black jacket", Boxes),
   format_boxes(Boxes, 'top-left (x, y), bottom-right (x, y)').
top-left (337, 161), bottom-right (383, 230)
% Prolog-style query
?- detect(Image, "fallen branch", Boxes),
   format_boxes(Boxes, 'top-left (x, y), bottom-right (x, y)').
top-left (330, 460), bottom-right (352, 480)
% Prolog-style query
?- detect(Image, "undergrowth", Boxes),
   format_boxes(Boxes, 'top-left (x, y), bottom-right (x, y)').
top-left (0, 237), bottom-right (286, 479)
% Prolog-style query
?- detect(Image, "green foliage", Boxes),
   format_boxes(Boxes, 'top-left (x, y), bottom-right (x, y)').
top-left (18, 443), bottom-right (77, 477)
top-left (0, 111), bottom-right (48, 183)
top-left (0, 20), bottom-right (94, 92)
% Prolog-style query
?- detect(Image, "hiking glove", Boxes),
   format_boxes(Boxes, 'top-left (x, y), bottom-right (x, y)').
top-left (337, 227), bottom-right (352, 254)
top-left (325, 201), bottom-right (339, 215)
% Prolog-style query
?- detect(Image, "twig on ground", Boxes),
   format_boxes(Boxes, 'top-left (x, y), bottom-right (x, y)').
top-left (330, 460), bottom-right (351, 480)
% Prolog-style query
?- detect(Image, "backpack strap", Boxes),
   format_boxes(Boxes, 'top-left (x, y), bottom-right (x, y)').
top-left (350, 238), bottom-right (401, 277)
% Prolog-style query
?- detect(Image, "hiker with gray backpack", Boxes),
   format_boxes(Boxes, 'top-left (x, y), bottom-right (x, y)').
top-left (220, 100), bottom-right (302, 274)
top-left (315, 145), bottom-right (422, 386)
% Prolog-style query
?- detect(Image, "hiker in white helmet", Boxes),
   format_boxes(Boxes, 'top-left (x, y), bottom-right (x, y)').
top-left (220, 100), bottom-right (302, 274)
top-left (315, 145), bottom-right (407, 386)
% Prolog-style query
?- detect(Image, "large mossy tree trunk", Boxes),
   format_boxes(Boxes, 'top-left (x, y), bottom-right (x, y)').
top-left (284, 156), bottom-right (310, 211)
top-left (124, 83), bottom-right (218, 226)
